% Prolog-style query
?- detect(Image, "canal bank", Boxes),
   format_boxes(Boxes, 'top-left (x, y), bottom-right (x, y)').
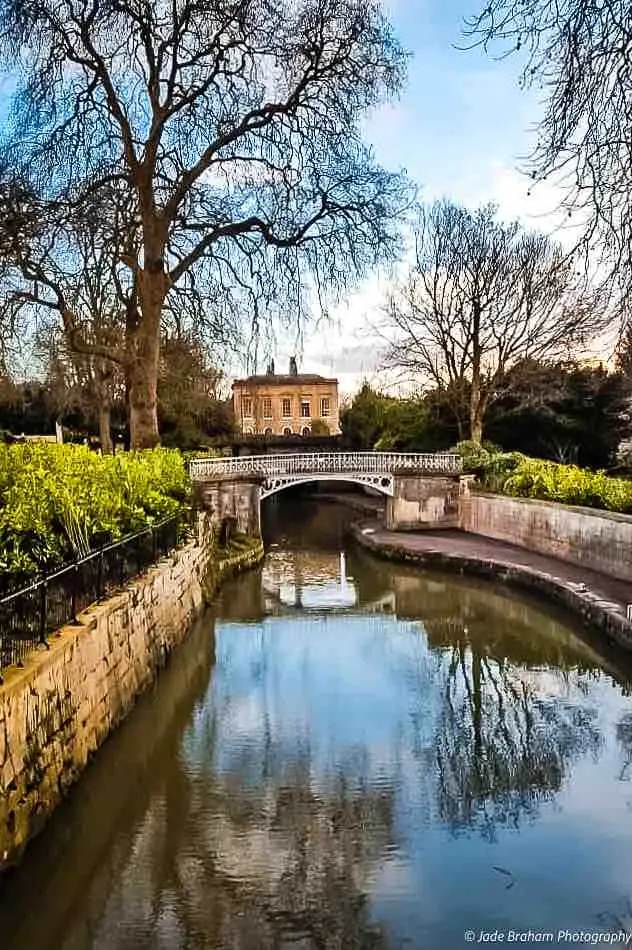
top-left (350, 521), bottom-right (632, 651)
top-left (0, 523), bottom-right (263, 873)
top-left (2, 497), bottom-right (632, 950)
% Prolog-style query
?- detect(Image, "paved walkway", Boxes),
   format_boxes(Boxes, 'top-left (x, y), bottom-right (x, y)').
top-left (317, 491), bottom-right (632, 645)
top-left (360, 525), bottom-right (632, 614)
top-left (349, 522), bottom-right (632, 654)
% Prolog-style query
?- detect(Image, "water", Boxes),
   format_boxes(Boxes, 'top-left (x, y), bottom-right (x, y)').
top-left (2, 497), bottom-right (632, 950)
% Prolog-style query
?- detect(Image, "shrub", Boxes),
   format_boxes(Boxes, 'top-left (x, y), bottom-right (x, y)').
top-left (477, 451), bottom-right (528, 492)
top-left (454, 440), bottom-right (632, 514)
top-left (449, 440), bottom-right (502, 473)
top-left (180, 447), bottom-right (221, 465)
top-left (310, 418), bottom-right (330, 436)
top-left (501, 458), bottom-right (632, 513)
top-left (0, 444), bottom-right (191, 577)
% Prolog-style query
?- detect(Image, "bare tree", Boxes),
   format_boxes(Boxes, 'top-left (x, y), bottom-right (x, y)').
top-left (0, 184), bottom-right (134, 450)
top-left (382, 201), bottom-right (603, 442)
top-left (0, 0), bottom-right (410, 448)
top-left (158, 333), bottom-right (234, 444)
top-left (464, 0), bottom-right (632, 302)
top-left (37, 325), bottom-right (124, 453)
top-left (0, 178), bottom-right (241, 441)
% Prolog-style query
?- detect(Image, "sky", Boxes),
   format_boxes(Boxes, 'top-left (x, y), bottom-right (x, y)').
top-left (275, 0), bottom-right (568, 396)
top-left (0, 1), bottom-right (571, 393)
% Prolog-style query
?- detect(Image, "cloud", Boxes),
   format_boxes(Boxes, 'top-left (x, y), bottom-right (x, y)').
top-left (487, 162), bottom-right (585, 242)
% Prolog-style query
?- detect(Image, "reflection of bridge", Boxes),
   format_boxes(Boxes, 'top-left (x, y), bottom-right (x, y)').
top-left (190, 452), bottom-right (462, 500)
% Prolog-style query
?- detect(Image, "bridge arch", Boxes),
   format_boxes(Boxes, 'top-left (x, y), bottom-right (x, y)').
top-left (260, 472), bottom-right (394, 500)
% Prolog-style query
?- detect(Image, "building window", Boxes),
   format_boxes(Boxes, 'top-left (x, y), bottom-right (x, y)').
top-left (263, 397), bottom-right (272, 418)
top-left (320, 397), bottom-right (330, 417)
top-left (301, 426), bottom-right (311, 436)
top-left (301, 401), bottom-right (310, 418)
top-left (282, 398), bottom-right (291, 417)
top-left (283, 427), bottom-right (292, 436)
top-left (242, 397), bottom-right (253, 417)
top-left (264, 427), bottom-right (273, 436)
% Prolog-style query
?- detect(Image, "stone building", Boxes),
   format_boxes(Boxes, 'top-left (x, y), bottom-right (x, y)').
top-left (232, 359), bottom-right (340, 436)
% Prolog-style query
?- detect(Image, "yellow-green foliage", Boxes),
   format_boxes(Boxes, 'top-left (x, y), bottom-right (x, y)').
top-left (490, 456), bottom-right (632, 513)
top-left (0, 444), bottom-right (190, 576)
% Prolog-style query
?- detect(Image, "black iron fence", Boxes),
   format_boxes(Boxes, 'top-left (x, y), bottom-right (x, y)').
top-left (0, 509), bottom-right (195, 681)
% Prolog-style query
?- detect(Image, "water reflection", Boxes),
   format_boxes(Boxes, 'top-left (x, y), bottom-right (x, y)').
top-left (0, 612), bottom-right (217, 950)
top-left (263, 549), bottom-right (357, 610)
top-left (1, 499), bottom-right (632, 949)
top-left (617, 714), bottom-right (632, 782)
top-left (433, 642), bottom-right (603, 836)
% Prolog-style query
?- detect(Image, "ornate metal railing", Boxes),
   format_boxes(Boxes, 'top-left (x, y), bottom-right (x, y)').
top-left (189, 452), bottom-right (462, 479)
top-left (0, 509), bottom-right (194, 681)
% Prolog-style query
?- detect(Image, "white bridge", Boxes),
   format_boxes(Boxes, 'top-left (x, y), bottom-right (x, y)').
top-left (189, 452), bottom-right (462, 500)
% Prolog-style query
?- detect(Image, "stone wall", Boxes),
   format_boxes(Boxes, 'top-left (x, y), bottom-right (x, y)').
top-left (193, 475), bottom-right (261, 537)
top-left (386, 475), bottom-right (462, 530)
top-left (461, 491), bottom-right (632, 583)
top-left (0, 528), bottom-right (263, 872)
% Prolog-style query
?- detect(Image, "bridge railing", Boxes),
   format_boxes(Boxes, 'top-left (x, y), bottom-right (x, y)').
top-left (189, 452), bottom-right (462, 479)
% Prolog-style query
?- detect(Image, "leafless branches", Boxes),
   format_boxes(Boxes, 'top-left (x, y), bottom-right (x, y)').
top-left (0, 0), bottom-right (411, 444)
top-left (464, 0), bottom-right (632, 300)
top-left (382, 200), bottom-right (605, 441)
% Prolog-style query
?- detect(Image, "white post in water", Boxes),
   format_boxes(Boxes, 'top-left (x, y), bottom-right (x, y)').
top-left (340, 551), bottom-right (347, 593)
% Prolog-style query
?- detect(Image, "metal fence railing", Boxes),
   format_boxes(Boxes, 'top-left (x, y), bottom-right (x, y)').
top-left (0, 509), bottom-right (194, 682)
top-left (189, 451), bottom-right (463, 479)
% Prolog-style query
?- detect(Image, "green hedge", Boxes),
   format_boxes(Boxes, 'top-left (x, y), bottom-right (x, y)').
top-left (451, 443), bottom-right (632, 514)
top-left (501, 458), bottom-right (632, 513)
top-left (449, 440), bottom-right (503, 472)
top-left (0, 444), bottom-right (190, 577)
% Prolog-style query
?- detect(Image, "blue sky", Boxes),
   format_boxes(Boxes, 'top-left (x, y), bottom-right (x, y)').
top-left (365, 0), bottom-right (539, 208)
top-left (291, 0), bottom-right (565, 391)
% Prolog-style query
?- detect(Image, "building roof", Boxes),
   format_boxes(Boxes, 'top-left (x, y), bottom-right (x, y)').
top-left (232, 373), bottom-right (337, 387)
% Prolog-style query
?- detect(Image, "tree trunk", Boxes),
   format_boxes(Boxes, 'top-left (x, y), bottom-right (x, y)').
top-left (128, 268), bottom-right (166, 449)
top-left (469, 300), bottom-right (483, 443)
top-left (469, 390), bottom-right (487, 444)
top-left (98, 403), bottom-right (113, 454)
top-left (128, 344), bottom-right (160, 448)
top-left (470, 410), bottom-right (484, 444)
top-left (469, 373), bottom-right (485, 442)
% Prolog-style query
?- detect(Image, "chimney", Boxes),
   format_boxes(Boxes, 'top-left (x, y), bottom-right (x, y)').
top-left (289, 356), bottom-right (298, 376)
top-left (266, 358), bottom-right (275, 375)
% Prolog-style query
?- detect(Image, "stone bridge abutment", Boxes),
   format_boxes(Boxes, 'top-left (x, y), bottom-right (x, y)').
top-left (386, 473), bottom-right (464, 530)
top-left (193, 473), bottom-right (263, 538)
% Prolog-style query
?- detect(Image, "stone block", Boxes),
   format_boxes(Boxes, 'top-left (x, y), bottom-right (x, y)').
top-left (0, 534), bottom-right (263, 872)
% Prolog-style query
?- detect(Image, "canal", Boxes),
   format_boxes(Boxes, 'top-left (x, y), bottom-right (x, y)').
top-left (1, 497), bottom-right (632, 949)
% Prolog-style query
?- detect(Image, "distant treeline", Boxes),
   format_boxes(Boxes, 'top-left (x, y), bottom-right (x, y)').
top-left (340, 360), bottom-right (632, 471)
top-left (0, 377), bottom-right (235, 449)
